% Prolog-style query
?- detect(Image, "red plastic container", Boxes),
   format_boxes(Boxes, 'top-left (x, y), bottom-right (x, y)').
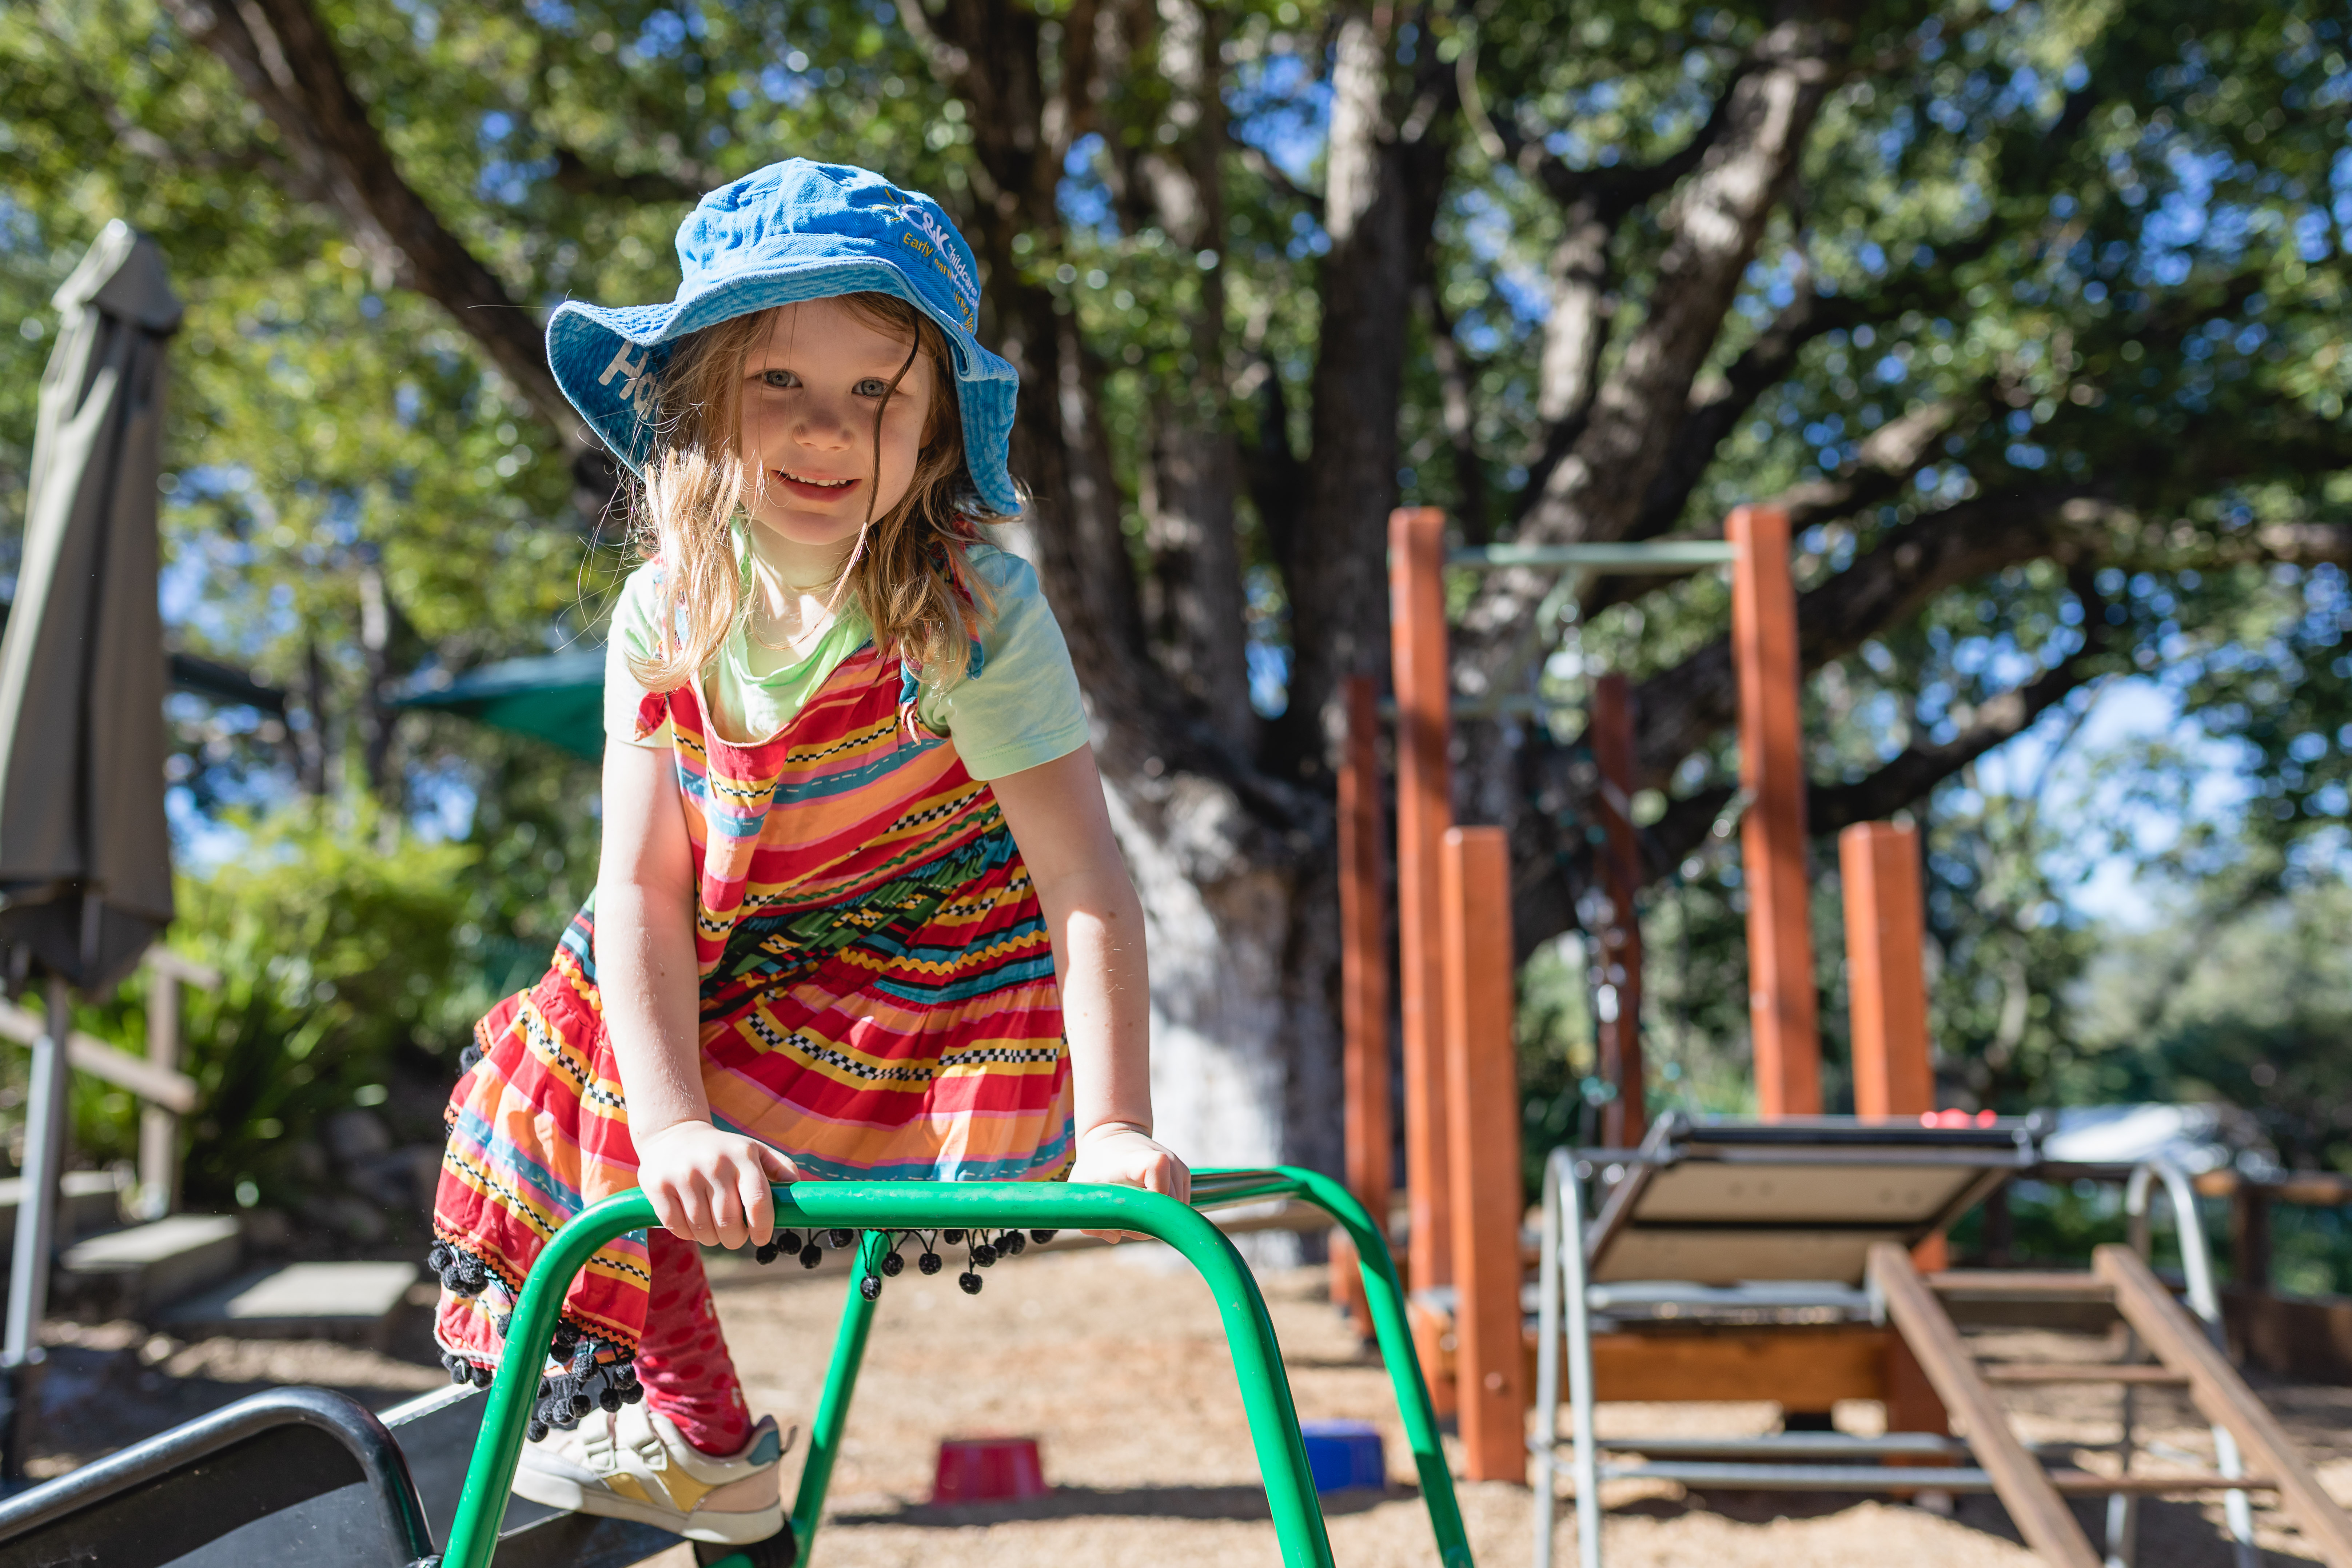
top-left (932, 1436), bottom-right (1049, 1504)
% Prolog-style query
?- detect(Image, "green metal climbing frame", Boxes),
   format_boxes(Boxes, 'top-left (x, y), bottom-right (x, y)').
top-left (436, 1166), bottom-right (1473, 1568)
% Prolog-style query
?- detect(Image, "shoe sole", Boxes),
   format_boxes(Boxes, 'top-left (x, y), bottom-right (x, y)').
top-left (512, 1460), bottom-right (786, 1545)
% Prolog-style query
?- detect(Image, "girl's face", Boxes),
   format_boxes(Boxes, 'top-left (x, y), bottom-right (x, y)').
top-left (737, 298), bottom-right (935, 557)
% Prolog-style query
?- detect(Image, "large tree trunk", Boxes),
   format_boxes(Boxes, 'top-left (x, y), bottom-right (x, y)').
top-left (1272, 6), bottom-right (1452, 781)
top-left (912, 0), bottom-right (1346, 1212)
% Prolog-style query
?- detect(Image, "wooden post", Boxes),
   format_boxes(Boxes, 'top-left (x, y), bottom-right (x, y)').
top-left (1590, 673), bottom-right (1646, 1149)
top-left (139, 967), bottom-right (180, 1220)
top-left (135, 947), bottom-right (219, 1221)
top-left (1440, 826), bottom-right (1525, 1482)
top-left (1331, 674), bottom-right (1391, 1329)
top-left (2233, 1182), bottom-right (2274, 1296)
top-left (1390, 507), bottom-right (1454, 1291)
top-left (1841, 821), bottom-right (1932, 1123)
top-left (1728, 504), bottom-right (1820, 1117)
top-left (1840, 819), bottom-right (1944, 1276)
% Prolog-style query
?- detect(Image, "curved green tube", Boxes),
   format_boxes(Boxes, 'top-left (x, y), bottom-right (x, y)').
top-left (436, 1172), bottom-right (1472, 1568)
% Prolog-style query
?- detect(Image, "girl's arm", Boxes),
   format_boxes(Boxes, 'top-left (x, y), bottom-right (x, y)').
top-left (598, 736), bottom-right (797, 1247)
top-left (986, 744), bottom-right (1189, 1226)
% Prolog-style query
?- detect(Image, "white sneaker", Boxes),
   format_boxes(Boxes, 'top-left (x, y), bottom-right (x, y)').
top-left (513, 1403), bottom-right (790, 1545)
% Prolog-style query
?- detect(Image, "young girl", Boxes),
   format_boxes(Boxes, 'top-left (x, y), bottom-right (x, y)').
top-left (426, 160), bottom-right (1187, 1547)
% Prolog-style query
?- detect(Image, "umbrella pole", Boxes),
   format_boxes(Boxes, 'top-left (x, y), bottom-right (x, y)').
top-left (1, 976), bottom-right (71, 1484)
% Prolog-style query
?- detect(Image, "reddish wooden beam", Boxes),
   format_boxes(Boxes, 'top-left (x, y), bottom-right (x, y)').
top-left (1330, 673), bottom-right (1391, 1329)
top-left (1590, 673), bottom-right (1646, 1150)
top-left (1389, 507), bottom-right (1454, 1290)
top-left (1440, 826), bottom-right (1525, 1482)
top-left (1841, 821), bottom-right (1932, 1122)
top-left (1728, 504), bottom-right (1821, 1117)
top-left (1839, 820), bottom-right (1949, 1273)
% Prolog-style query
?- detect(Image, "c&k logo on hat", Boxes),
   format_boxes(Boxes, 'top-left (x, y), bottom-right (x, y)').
top-left (896, 203), bottom-right (981, 329)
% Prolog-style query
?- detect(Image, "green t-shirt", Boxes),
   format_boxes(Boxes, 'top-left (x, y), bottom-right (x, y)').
top-left (604, 531), bottom-right (1091, 782)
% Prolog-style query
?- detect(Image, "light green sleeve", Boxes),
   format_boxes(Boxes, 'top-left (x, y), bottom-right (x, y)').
top-left (922, 546), bottom-right (1092, 781)
top-left (605, 564), bottom-right (673, 749)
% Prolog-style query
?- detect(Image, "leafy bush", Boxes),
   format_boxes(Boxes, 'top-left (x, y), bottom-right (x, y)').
top-left (63, 803), bottom-right (485, 1210)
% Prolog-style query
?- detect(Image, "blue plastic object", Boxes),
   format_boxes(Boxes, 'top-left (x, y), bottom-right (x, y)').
top-left (1299, 1419), bottom-right (1387, 1494)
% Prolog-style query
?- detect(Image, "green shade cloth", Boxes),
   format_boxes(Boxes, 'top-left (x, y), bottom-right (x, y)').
top-left (0, 221), bottom-right (182, 992)
top-left (394, 650), bottom-right (604, 758)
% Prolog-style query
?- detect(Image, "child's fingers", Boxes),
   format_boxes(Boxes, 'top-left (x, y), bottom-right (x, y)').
top-left (674, 1180), bottom-right (719, 1247)
top-left (738, 1156), bottom-right (775, 1248)
top-left (648, 1185), bottom-right (690, 1241)
top-left (755, 1143), bottom-right (800, 1185)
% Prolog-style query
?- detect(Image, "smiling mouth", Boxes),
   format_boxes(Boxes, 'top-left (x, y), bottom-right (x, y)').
top-left (777, 469), bottom-right (857, 490)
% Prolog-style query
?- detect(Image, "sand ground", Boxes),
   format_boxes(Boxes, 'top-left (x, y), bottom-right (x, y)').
top-left (30, 1240), bottom-right (2352, 1565)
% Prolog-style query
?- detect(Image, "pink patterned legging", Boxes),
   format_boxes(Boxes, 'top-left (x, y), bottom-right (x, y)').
top-left (636, 1228), bottom-right (752, 1456)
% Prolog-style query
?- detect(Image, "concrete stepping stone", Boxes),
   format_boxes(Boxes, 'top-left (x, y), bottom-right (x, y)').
top-left (163, 1260), bottom-right (419, 1347)
top-left (0, 1169), bottom-right (128, 1250)
top-left (58, 1213), bottom-right (242, 1317)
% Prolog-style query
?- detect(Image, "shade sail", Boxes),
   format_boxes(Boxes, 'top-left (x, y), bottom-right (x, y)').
top-left (394, 649), bottom-right (605, 759)
top-left (0, 222), bottom-right (182, 993)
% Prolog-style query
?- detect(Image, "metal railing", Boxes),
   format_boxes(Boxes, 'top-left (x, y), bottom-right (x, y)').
top-left (439, 1168), bottom-right (1471, 1568)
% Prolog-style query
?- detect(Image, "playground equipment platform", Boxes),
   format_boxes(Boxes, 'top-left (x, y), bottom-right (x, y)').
top-left (0, 1167), bottom-right (1469, 1568)
top-left (1532, 1121), bottom-right (2352, 1568)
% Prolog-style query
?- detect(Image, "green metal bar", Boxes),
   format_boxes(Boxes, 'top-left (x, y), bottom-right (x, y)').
top-left (1187, 1168), bottom-right (1301, 1208)
top-left (1446, 542), bottom-right (1739, 571)
top-left (439, 1197), bottom-right (642, 1568)
top-left (438, 1182), bottom-right (1338, 1568)
top-left (1260, 1165), bottom-right (1475, 1568)
top-left (788, 1228), bottom-right (889, 1560)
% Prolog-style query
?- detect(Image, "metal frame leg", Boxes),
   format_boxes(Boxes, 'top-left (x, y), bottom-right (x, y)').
top-left (2127, 1160), bottom-right (2257, 1568)
top-left (1270, 1167), bottom-right (1472, 1568)
top-left (1532, 1150), bottom-right (1564, 1568)
top-left (788, 1229), bottom-right (889, 1561)
top-left (1560, 1158), bottom-right (1602, 1568)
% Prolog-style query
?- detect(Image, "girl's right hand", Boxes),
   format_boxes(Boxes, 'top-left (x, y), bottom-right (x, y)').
top-left (635, 1120), bottom-right (801, 1248)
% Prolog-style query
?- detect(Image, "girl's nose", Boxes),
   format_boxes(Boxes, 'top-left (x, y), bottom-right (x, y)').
top-left (791, 395), bottom-right (857, 450)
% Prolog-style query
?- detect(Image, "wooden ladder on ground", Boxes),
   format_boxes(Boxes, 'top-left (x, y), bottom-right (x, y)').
top-left (1869, 1242), bottom-right (2352, 1568)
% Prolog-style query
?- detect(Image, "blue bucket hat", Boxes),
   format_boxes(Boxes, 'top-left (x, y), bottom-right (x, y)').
top-left (546, 159), bottom-right (1020, 514)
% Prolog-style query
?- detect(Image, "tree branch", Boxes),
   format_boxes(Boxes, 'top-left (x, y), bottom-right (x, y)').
top-left (162, 0), bottom-right (577, 452)
top-left (1630, 484), bottom-right (2110, 786)
top-left (549, 145), bottom-right (706, 206)
top-left (1806, 653), bottom-right (2100, 835)
top-left (1463, 32), bottom-right (1750, 222)
top-left (1416, 281), bottom-right (1490, 544)
top-left (1236, 142), bottom-right (1324, 219)
top-left (1455, 12), bottom-right (1846, 699)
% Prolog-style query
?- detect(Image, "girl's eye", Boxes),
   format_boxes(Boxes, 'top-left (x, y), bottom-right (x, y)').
top-left (852, 377), bottom-right (891, 398)
top-left (759, 369), bottom-right (798, 389)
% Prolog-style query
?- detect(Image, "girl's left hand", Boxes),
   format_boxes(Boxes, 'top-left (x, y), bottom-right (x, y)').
top-left (1069, 1122), bottom-right (1190, 1242)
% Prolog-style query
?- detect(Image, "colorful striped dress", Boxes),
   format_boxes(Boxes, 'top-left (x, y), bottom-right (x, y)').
top-left (426, 634), bottom-right (1075, 1410)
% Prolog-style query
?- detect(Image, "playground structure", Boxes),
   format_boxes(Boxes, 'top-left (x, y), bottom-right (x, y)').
top-left (1342, 502), bottom-right (2352, 1565)
top-left (0, 1169), bottom-right (1470, 1568)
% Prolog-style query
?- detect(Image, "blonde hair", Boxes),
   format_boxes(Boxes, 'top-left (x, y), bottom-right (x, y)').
top-left (623, 293), bottom-right (1006, 698)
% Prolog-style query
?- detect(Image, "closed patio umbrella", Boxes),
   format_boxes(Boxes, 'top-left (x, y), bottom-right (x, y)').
top-left (0, 220), bottom-right (181, 1480)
